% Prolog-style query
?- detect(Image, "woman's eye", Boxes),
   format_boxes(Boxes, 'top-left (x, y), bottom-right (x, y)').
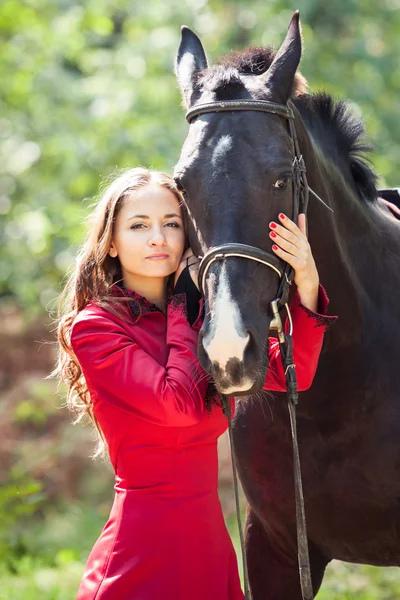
top-left (130, 223), bottom-right (146, 230)
top-left (273, 177), bottom-right (291, 190)
top-left (165, 222), bottom-right (180, 228)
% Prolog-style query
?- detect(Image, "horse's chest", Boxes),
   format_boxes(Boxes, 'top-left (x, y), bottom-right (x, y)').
top-left (233, 394), bottom-right (400, 564)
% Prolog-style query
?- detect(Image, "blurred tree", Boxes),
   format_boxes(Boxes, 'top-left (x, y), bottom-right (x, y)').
top-left (0, 0), bottom-right (399, 316)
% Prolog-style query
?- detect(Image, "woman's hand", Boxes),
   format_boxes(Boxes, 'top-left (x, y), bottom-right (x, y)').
top-left (174, 248), bottom-right (200, 290)
top-left (269, 213), bottom-right (319, 311)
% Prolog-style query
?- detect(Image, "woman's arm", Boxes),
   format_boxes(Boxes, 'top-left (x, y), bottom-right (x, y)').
top-left (263, 212), bottom-right (337, 391)
top-left (71, 295), bottom-right (208, 427)
top-left (262, 284), bottom-right (337, 392)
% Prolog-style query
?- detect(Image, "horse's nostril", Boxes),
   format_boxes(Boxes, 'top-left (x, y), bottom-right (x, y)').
top-left (243, 328), bottom-right (259, 362)
top-left (225, 357), bottom-right (245, 386)
top-left (198, 324), bottom-right (264, 393)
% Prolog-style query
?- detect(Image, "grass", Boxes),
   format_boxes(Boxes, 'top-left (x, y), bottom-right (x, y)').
top-left (0, 560), bottom-right (83, 600)
top-left (1, 507), bottom-right (399, 599)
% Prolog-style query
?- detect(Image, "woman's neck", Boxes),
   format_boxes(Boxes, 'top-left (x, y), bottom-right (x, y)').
top-left (122, 273), bottom-right (168, 312)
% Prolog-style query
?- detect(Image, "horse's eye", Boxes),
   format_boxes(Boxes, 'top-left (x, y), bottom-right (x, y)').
top-left (273, 177), bottom-right (290, 190)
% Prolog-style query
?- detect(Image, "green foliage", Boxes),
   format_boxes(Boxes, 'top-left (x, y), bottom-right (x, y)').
top-left (14, 380), bottom-right (58, 425)
top-left (1, 2), bottom-right (400, 596)
top-left (0, 374), bottom-right (113, 575)
top-left (0, 474), bottom-right (45, 567)
top-left (319, 562), bottom-right (400, 600)
top-left (1, 0), bottom-right (400, 316)
top-left (0, 502), bottom-right (108, 599)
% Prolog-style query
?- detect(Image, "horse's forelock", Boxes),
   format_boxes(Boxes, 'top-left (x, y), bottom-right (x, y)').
top-left (196, 47), bottom-right (308, 97)
top-left (196, 66), bottom-right (243, 93)
top-left (216, 47), bottom-right (277, 74)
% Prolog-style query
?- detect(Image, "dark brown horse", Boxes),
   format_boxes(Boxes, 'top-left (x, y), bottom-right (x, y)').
top-left (174, 13), bottom-right (400, 599)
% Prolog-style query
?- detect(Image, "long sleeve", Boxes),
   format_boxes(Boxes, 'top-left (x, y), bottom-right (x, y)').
top-left (262, 285), bottom-right (337, 392)
top-left (70, 296), bottom-right (208, 427)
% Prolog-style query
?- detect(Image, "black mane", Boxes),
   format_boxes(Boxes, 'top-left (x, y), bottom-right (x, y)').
top-left (199, 47), bottom-right (378, 204)
top-left (294, 93), bottom-right (378, 203)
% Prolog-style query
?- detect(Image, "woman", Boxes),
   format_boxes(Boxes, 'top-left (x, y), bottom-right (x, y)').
top-left (55, 167), bottom-right (336, 600)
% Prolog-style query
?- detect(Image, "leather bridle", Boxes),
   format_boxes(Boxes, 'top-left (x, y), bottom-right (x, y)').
top-left (187, 99), bottom-right (325, 308)
top-left (184, 98), bottom-right (332, 600)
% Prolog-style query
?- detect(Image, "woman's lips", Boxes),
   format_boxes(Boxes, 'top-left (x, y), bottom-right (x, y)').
top-left (146, 253), bottom-right (170, 261)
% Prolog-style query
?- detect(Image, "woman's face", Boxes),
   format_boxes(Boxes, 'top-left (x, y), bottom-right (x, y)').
top-left (109, 184), bottom-right (185, 281)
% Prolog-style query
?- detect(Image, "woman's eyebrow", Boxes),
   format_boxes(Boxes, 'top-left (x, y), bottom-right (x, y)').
top-left (164, 213), bottom-right (182, 219)
top-left (127, 213), bottom-right (182, 221)
top-left (127, 214), bottom-right (149, 221)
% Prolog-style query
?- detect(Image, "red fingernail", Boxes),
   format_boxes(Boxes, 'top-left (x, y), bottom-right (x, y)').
top-left (279, 213), bottom-right (286, 220)
top-left (270, 222), bottom-right (277, 229)
top-left (272, 244), bottom-right (279, 251)
top-left (270, 232), bottom-right (277, 238)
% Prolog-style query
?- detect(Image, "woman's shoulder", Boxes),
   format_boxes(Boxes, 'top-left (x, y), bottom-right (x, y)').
top-left (71, 299), bottom-right (130, 336)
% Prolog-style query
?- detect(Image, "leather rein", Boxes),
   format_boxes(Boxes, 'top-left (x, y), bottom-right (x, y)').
top-left (185, 99), bottom-right (332, 600)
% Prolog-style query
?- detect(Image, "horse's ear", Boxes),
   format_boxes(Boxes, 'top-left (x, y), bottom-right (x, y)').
top-left (261, 11), bottom-right (302, 104)
top-left (175, 26), bottom-right (208, 109)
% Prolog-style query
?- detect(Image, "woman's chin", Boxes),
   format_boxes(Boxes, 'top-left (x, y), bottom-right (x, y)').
top-left (141, 263), bottom-right (177, 278)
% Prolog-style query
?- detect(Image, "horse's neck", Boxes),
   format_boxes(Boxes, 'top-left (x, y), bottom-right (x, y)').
top-left (299, 126), bottom-right (399, 339)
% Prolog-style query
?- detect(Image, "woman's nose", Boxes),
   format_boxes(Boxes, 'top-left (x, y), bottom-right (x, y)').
top-left (149, 229), bottom-right (167, 246)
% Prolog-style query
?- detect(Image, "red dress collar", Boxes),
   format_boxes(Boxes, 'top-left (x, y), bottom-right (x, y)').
top-left (112, 283), bottom-right (163, 320)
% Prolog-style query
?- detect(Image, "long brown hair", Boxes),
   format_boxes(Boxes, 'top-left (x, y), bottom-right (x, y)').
top-left (52, 167), bottom-right (186, 457)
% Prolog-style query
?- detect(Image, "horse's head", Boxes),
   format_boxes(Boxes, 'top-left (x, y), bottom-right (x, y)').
top-left (174, 13), bottom-right (306, 395)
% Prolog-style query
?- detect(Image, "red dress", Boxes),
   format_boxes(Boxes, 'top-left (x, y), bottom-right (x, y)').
top-left (70, 285), bottom-right (336, 600)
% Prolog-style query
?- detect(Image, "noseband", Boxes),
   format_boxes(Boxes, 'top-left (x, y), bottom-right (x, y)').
top-left (186, 99), bottom-right (331, 317)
